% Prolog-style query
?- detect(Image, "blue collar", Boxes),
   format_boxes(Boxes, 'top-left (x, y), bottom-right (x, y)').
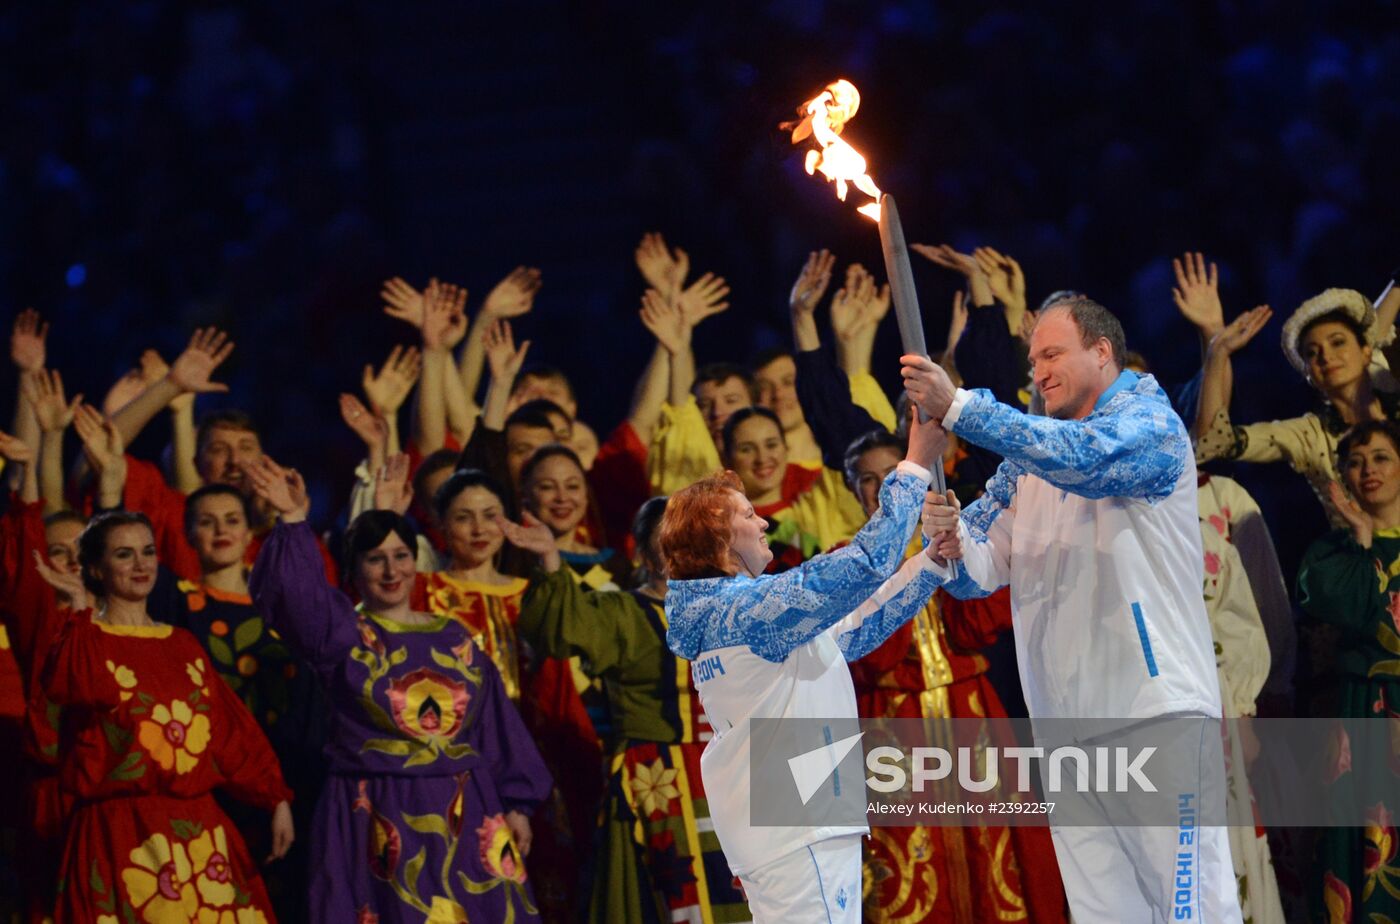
top-left (1092, 369), bottom-right (1138, 413)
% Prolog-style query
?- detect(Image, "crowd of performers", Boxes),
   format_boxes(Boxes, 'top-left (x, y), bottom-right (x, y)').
top-left (0, 233), bottom-right (1395, 922)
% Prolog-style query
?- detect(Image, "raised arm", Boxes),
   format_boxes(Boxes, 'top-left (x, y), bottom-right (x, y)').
top-left (414, 281), bottom-right (455, 454)
top-left (458, 267), bottom-right (541, 402)
top-left (22, 369), bottom-right (81, 513)
top-left (973, 246), bottom-right (1028, 336)
top-left (245, 456), bottom-right (361, 667)
top-left (480, 319), bottom-right (531, 431)
top-left (109, 327), bottom-right (234, 449)
top-left (8, 310), bottom-right (46, 491)
top-left (72, 404), bottom-right (127, 511)
top-left (361, 344), bottom-right (421, 458)
top-left (639, 288), bottom-right (693, 408)
top-left (832, 491), bottom-right (962, 660)
top-left (830, 262), bottom-right (891, 380)
top-left (789, 249), bottom-right (835, 353)
top-left (1194, 306), bottom-right (1273, 444)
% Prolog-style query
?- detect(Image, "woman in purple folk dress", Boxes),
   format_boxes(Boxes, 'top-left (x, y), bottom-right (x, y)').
top-left (246, 456), bottom-right (552, 922)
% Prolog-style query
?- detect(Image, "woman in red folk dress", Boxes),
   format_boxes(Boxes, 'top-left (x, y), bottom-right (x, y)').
top-left (36, 510), bottom-right (293, 923)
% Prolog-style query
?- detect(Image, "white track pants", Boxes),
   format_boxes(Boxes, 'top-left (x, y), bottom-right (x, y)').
top-left (738, 834), bottom-right (862, 923)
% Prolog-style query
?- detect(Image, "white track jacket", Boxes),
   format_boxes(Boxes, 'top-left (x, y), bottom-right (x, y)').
top-left (940, 371), bottom-right (1222, 722)
top-left (665, 462), bottom-right (952, 875)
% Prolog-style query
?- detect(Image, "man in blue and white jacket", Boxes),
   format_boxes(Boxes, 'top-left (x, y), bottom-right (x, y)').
top-left (901, 294), bottom-right (1243, 923)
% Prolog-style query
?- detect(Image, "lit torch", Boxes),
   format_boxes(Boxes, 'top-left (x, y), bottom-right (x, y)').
top-left (786, 79), bottom-right (944, 492)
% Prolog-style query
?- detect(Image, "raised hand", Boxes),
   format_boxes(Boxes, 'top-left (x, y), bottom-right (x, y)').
top-left (1209, 305), bottom-right (1272, 357)
top-left (911, 243), bottom-right (994, 305)
top-left (0, 428), bottom-right (34, 464)
top-left (830, 263), bottom-right (872, 342)
top-left (639, 288), bottom-right (690, 357)
top-left (678, 272), bottom-right (731, 328)
top-left (373, 453), bottom-right (414, 515)
top-left (168, 327), bottom-right (235, 394)
top-left (381, 276), bottom-right (428, 329)
top-left (420, 281), bottom-right (467, 351)
top-left (789, 249), bottom-right (836, 317)
top-left (946, 290), bottom-right (970, 354)
top-left (437, 281), bottom-right (469, 348)
top-left (33, 550), bottom-right (87, 611)
top-left (1172, 252), bottom-right (1224, 339)
top-left (973, 246), bottom-right (1027, 315)
top-left (10, 308), bottom-right (48, 373)
top-left (22, 369), bottom-right (82, 433)
top-left (339, 393), bottom-right (388, 450)
top-left (137, 348), bottom-right (193, 413)
top-left (635, 232), bottom-right (689, 293)
top-left (481, 266), bottom-right (542, 320)
top-left (362, 345), bottom-right (422, 416)
top-left (72, 403), bottom-right (126, 475)
top-left (498, 510), bottom-right (561, 571)
top-left (1017, 307), bottom-right (1037, 345)
top-left (243, 456), bottom-right (310, 523)
top-left (483, 319), bottom-right (531, 382)
top-left (1329, 481), bottom-right (1374, 549)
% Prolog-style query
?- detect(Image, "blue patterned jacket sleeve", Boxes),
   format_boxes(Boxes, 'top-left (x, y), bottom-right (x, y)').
top-left (665, 466), bottom-right (928, 662)
top-left (949, 377), bottom-right (1187, 502)
top-left (940, 457), bottom-right (1022, 600)
top-left (834, 555), bottom-right (947, 661)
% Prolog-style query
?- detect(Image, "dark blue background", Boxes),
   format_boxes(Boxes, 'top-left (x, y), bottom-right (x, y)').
top-left (4, 1), bottom-right (1399, 576)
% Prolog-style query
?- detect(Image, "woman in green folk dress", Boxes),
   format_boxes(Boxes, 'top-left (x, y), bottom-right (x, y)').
top-left (1297, 419), bottom-right (1400, 922)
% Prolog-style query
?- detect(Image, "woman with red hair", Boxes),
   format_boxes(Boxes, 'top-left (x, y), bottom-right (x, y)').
top-left (661, 414), bottom-right (960, 923)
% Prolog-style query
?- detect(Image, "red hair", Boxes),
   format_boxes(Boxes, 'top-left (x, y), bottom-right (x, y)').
top-left (659, 470), bottom-right (744, 580)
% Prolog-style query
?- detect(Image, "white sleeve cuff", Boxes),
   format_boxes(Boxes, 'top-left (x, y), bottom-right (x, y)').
top-left (919, 550), bottom-right (958, 581)
top-left (942, 388), bottom-right (974, 429)
top-left (896, 460), bottom-right (933, 484)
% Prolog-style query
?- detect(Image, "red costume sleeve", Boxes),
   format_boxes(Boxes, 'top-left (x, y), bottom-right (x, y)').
top-left (589, 421), bottom-right (651, 553)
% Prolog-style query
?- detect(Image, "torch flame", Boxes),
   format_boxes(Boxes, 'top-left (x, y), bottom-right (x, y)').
top-left (788, 79), bottom-right (882, 221)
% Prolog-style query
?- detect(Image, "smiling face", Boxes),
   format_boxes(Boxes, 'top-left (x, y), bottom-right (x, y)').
top-left (1302, 320), bottom-right (1371, 394)
top-left (355, 532), bottom-right (417, 612)
top-left (726, 490), bottom-right (772, 577)
top-left (726, 414), bottom-right (787, 500)
top-left (1343, 431), bottom-right (1400, 515)
top-left (1029, 309), bottom-right (1114, 420)
top-left (523, 453), bottom-right (589, 538)
top-left (197, 425), bottom-right (263, 490)
top-left (92, 523), bottom-right (159, 603)
top-left (754, 356), bottom-right (804, 431)
top-left (695, 376), bottom-right (753, 444)
top-left (442, 485), bottom-right (506, 569)
top-left (188, 492), bottom-right (252, 572)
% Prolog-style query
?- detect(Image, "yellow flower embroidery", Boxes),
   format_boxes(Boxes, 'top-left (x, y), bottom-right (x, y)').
top-left (186, 658), bottom-right (208, 690)
top-left (120, 832), bottom-right (200, 922)
top-left (105, 660), bottom-right (138, 702)
top-left (137, 700), bottom-right (212, 774)
top-left (628, 758), bottom-right (680, 817)
top-left (190, 825), bottom-right (236, 907)
top-left (98, 917), bottom-right (119, 924)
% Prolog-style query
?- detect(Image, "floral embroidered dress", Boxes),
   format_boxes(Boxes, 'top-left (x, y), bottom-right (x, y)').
top-left (849, 574), bottom-right (1066, 924)
top-left (41, 610), bottom-right (291, 923)
top-left (409, 569), bottom-right (587, 923)
top-left (249, 522), bottom-right (552, 922)
top-left (519, 568), bottom-right (750, 924)
top-left (1297, 528), bottom-right (1400, 922)
top-left (156, 580), bottom-right (328, 923)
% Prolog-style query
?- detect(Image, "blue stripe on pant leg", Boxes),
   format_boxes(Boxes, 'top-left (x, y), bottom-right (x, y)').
top-left (807, 845), bottom-right (833, 923)
top-left (1131, 601), bottom-right (1159, 677)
